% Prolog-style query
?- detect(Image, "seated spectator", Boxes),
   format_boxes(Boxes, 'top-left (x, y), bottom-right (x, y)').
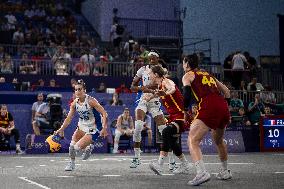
top-left (260, 86), bottom-right (276, 104)
top-left (0, 104), bottom-right (23, 154)
top-left (229, 91), bottom-right (244, 116)
top-left (141, 114), bottom-right (153, 150)
top-left (113, 108), bottom-right (134, 153)
top-left (31, 79), bottom-right (45, 91)
top-left (49, 79), bottom-right (58, 87)
top-left (31, 93), bottom-right (44, 124)
top-left (115, 82), bottom-right (131, 94)
top-left (19, 53), bottom-right (37, 74)
top-left (0, 77), bottom-right (5, 83)
top-left (74, 60), bottom-right (91, 76)
top-left (5, 11), bottom-right (17, 30)
top-left (96, 82), bottom-right (106, 93)
top-left (237, 107), bottom-right (251, 126)
top-left (247, 77), bottom-right (264, 92)
top-left (263, 106), bottom-right (274, 116)
top-left (13, 27), bottom-right (24, 44)
top-left (0, 54), bottom-right (13, 74)
top-left (109, 92), bottom-right (124, 106)
top-left (239, 80), bottom-right (247, 92)
top-left (32, 99), bottom-right (51, 135)
top-left (248, 93), bottom-right (265, 125)
top-left (52, 46), bottom-right (72, 75)
top-left (80, 49), bottom-right (96, 73)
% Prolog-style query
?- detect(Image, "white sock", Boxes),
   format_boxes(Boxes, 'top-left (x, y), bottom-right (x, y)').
top-left (168, 151), bottom-right (175, 164)
top-left (113, 143), bottom-right (118, 151)
top-left (221, 160), bottom-right (227, 171)
top-left (134, 148), bottom-right (140, 158)
top-left (158, 154), bottom-right (166, 165)
top-left (16, 143), bottom-right (21, 150)
top-left (179, 154), bottom-right (188, 164)
top-left (194, 160), bottom-right (206, 175)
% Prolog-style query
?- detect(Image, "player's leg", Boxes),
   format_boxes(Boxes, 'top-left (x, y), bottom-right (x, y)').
top-left (187, 119), bottom-right (211, 186)
top-left (211, 128), bottom-right (232, 180)
top-left (130, 108), bottom-right (146, 168)
top-left (65, 128), bottom-right (85, 171)
top-left (146, 128), bottom-right (152, 147)
top-left (113, 129), bottom-right (123, 153)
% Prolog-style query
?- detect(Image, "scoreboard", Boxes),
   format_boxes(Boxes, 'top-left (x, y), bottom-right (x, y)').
top-left (260, 115), bottom-right (284, 152)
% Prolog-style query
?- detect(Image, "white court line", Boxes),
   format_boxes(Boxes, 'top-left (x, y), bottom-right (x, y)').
top-left (103, 175), bottom-right (121, 177)
top-left (275, 172), bottom-right (284, 174)
top-left (205, 163), bottom-right (254, 165)
top-left (50, 160), bottom-right (55, 162)
top-left (15, 166), bottom-right (24, 168)
top-left (57, 176), bottom-right (74, 178)
top-left (161, 174), bottom-right (174, 176)
top-left (18, 177), bottom-right (51, 189)
top-left (39, 165), bottom-right (46, 167)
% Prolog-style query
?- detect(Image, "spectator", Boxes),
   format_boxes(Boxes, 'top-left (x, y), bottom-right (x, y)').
top-left (96, 55), bottom-right (109, 76)
top-left (12, 27), bottom-right (24, 44)
top-left (52, 46), bottom-right (72, 75)
top-left (109, 92), bottom-right (124, 106)
top-left (70, 78), bottom-right (77, 89)
top-left (49, 79), bottom-right (57, 87)
top-left (5, 11), bottom-right (17, 30)
top-left (31, 79), bottom-right (45, 91)
top-left (237, 107), bottom-right (251, 126)
top-left (229, 91), bottom-right (244, 116)
top-left (263, 106), bottom-right (274, 116)
top-left (231, 51), bottom-right (247, 89)
top-left (19, 53), bottom-right (37, 74)
top-left (96, 82), bottom-right (106, 93)
top-left (115, 82), bottom-right (131, 94)
top-left (80, 49), bottom-right (96, 72)
top-left (243, 51), bottom-right (257, 77)
top-left (248, 93), bottom-right (265, 125)
top-left (129, 43), bottom-right (140, 63)
top-left (0, 54), bottom-right (13, 74)
top-left (123, 36), bottom-right (135, 59)
top-left (247, 77), bottom-right (264, 92)
top-left (0, 77), bottom-right (5, 83)
top-left (113, 107), bottom-right (134, 153)
top-left (0, 104), bottom-right (23, 154)
top-left (139, 44), bottom-right (149, 64)
top-left (110, 19), bottom-right (123, 58)
top-left (31, 93), bottom-right (44, 124)
top-left (74, 59), bottom-right (91, 76)
top-left (239, 80), bottom-right (247, 92)
top-left (260, 86), bottom-right (276, 104)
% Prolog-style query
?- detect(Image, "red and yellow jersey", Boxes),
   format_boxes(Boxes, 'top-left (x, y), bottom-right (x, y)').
top-left (160, 85), bottom-right (184, 121)
top-left (0, 112), bottom-right (13, 128)
top-left (190, 70), bottom-right (220, 102)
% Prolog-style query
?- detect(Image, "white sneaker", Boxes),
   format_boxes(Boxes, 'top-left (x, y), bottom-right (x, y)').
top-left (129, 158), bottom-right (140, 168)
top-left (216, 169), bottom-right (232, 180)
top-left (82, 144), bottom-right (94, 160)
top-left (169, 162), bottom-right (178, 172)
top-left (173, 162), bottom-right (191, 174)
top-left (149, 161), bottom-right (163, 175)
top-left (65, 161), bottom-right (75, 171)
top-left (16, 148), bottom-right (24, 155)
top-left (188, 171), bottom-right (211, 186)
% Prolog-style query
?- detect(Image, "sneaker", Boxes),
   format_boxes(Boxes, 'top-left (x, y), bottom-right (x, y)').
top-left (82, 144), bottom-right (94, 160)
top-left (173, 162), bottom-right (191, 174)
top-left (188, 171), bottom-right (211, 186)
top-left (169, 162), bottom-right (178, 172)
top-left (65, 161), bottom-right (75, 171)
top-left (130, 158), bottom-right (140, 168)
top-left (149, 161), bottom-right (163, 175)
top-left (216, 169), bottom-right (232, 180)
top-left (16, 148), bottom-right (24, 155)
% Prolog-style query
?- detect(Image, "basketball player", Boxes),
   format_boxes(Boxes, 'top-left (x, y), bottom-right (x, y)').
top-left (55, 79), bottom-right (108, 171)
top-left (182, 54), bottom-right (232, 185)
top-left (130, 51), bottom-right (176, 169)
top-left (145, 65), bottom-right (192, 175)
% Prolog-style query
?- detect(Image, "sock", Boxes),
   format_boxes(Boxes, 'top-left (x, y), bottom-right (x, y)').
top-left (134, 148), bottom-right (140, 158)
top-left (158, 154), bottom-right (166, 165)
top-left (221, 160), bottom-right (228, 171)
top-left (179, 154), bottom-right (188, 164)
top-left (113, 143), bottom-right (118, 151)
top-left (194, 159), bottom-right (206, 175)
top-left (168, 151), bottom-right (175, 164)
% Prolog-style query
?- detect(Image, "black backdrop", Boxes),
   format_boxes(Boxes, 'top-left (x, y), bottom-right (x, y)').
top-left (279, 14), bottom-right (284, 82)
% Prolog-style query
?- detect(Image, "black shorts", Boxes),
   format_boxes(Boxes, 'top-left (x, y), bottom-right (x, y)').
top-left (113, 37), bottom-right (122, 47)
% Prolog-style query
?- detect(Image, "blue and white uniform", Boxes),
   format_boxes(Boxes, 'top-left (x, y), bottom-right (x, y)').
top-left (75, 94), bottom-right (102, 141)
top-left (135, 65), bottom-right (163, 118)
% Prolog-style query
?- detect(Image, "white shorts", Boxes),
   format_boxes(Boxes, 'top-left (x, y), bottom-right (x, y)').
top-left (135, 98), bottom-right (163, 118)
top-left (78, 124), bottom-right (98, 134)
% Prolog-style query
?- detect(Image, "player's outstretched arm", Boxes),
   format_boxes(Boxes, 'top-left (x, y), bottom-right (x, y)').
top-left (56, 102), bottom-right (76, 135)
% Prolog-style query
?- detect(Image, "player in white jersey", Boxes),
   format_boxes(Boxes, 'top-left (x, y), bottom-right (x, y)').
top-left (55, 79), bottom-right (108, 171)
top-left (130, 51), bottom-right (176, 169)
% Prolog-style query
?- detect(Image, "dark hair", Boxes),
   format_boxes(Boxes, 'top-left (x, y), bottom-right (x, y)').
top-left (184, 53), bottom-right (199, 70)
top-left (77, 79), bottom-right (86, 89)
top-left (151, 65), bottom-right (166, 78)
top-left (158, 59), bottom-right (168, 69)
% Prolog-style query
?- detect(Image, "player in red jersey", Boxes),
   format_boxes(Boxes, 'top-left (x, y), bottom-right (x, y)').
top-left (144, 65), bottom-right (192, 175)
top-left (182, 54), bottom-right (232, 186)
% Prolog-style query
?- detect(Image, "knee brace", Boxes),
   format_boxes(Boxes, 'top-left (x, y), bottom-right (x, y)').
top-left (114, 129), bottom-right (122, 142)
top-left (133, 120), bottom-right (144, 142)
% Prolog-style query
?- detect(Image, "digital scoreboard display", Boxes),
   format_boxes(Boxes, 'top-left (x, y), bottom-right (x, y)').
top-left (260, 116), bottom-right (284, 152)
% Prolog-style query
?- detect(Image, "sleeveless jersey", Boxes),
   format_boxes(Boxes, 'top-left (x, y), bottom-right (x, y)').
top-left (75, 95), bottom-right (96, 128)
top-left (119, 115), bottom-right (132, 129)
top-left (190, 70), bottom-right (220, 102)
